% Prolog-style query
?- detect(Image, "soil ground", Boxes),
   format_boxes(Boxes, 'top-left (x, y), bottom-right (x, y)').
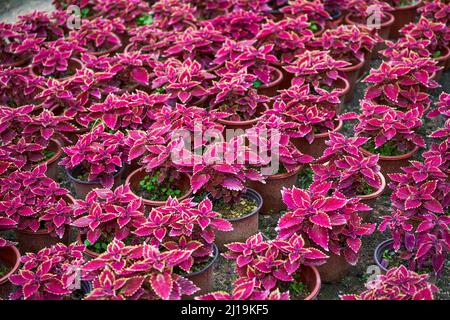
top-left (1, 1), bottom-right (449, 300)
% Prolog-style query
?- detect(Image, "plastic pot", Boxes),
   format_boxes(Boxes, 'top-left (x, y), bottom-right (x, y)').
top-left (31, 58), bottom-right (83, 81)
top-left (185, 244), bottom-right (219, 298)
top-left (357, 172), bottom-right (386, 220)
top-left (339, 57), bottom-right (365, 103)
top-left (257, 66), bottom-right (284, 98)
top-left (15, 226), bottom-right (71, 254)
top-left (359, 146), bottom-right (419, 182)
top-left (296, 265), bottom-right (321, 300)
top-left (316, 252), bottom-right (351, 283)
top-left (374, 238), bottom-right (394, 273)
top-left (125, 168), bottom-right (193, 211)
top-left (389, 1), bottom-right (423, 39)
top-left (66, 166), bottom-right (124, 199)
top-left (216, 103), bottom-right (269, 132)
top-left (248, 165), bottom-right (302, 215)
top-left (292, 120), bottom-right (344, 161)
top-left (0, 245), bottom-right (20, 299)
top-left (214, 188), bottom-right (263, 252)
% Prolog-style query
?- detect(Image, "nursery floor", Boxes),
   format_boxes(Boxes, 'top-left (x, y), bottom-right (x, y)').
top-left (1, 2), bottom-right (449, 300)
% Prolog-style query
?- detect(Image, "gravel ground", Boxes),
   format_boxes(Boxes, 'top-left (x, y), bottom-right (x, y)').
top-left (1, 1), bottom-right (449, 300)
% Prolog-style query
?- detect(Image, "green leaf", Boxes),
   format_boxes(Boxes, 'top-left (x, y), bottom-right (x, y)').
top-left (81, 8), bottom-right (90, 18)
top-left (253, 80), bottom-right (263, 88)
top-left (84, 240), bottom-right (91, 247)
top-left (433, 51), bottom-right (442, 58)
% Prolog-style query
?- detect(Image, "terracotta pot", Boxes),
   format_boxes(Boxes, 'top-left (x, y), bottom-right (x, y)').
top-left (359, 146), bottom-right (419, 182)
top-left (214, 188), bottom-right (263, 252)
top-left (66, 166), bottom-right (124, 199)
top-left (77, 233), bottom-right (100, 260)
top-left (2, 55), bottom-right (31, 68)
top-left (88, 34), bottom-right (122, 56)
top-left (297, 265), bottom-right (321, 300)
top-left (357, 172), bottom-right (386, 220)
top-left (257, 66), bottom-right (284, 97)
top-left (272, 61), bottom-right (292, 92)
top-left (125, 168), bottom-right (193, 211)
top-left (389, 1), bottom-right (423, 39)
top-left (292, 120), bottom-right (344, 161)
top-left (0, 245), bottom-right (20, 299)
top-left (374, 238), bottom-right (394, 273)
top-left (248, 165), bottom-right (302, 215)
top-left (185, 244), bottom-right (219, 298)
top-left (216, 103), bottom-right (269, 132)
top-left (31, 58), bottom-right (83, 81)
top-left (335, 77), bottom-right (350, 113)
top-left (15, 226), bottom-right (71, 254)
top-left (317, 252), bottom-right (351, 283)
top-left (339, 57), bottom-right (365, 103)
top-left (37, 139), bottom-right (62, 180)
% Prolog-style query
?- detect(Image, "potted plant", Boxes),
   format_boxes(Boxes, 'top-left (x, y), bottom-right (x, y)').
top-left (280, 0), bottom-right (331, 36)
top-left (323, 0), bottom-right (347, 29)
top-left (387, 0), bottom-right (423, 39)
top-left (313, 132), bottom-right (386, 210)
top-left (16, 10), bottom-right (65, 42)
top-left (219, 232), bottom-right (327, 300)
top-left (214, 38), bottom-right (282, 96)
top-left (204, 10), bottom-right (264, 41)
top-left (8, 243), bottom-right (88, 300)
top-left (72, 184), bottom-right (147, 259)
top-left (0, 164), bottom-right (74, 253)
top-left (188, 137), bottom-right (266, 250)
top-left (134, 197), bottom-right (232, 295)
top-left (0, 66), bottom-right (44, 107)
top-left (92, 0), bottom-right (152, 27)
top-left (126, 25), bottom-right (171, 56)
top-left (69, 17), bottom-right (124, 56)
top-left (418, 0), bottom-right (450, 25)
top-left (340, 100), bottom-right (426, 179)
top-left (246, 116), bottom-right (315, 215)
top-left (151, 0), bottom-right (198, 32)
top-left (340, 265), bottom-right (438, 300)
top-left (267, 95), bottom-right (343, 160)
top-left (59, 124), bottom-right (128, 198)
top-left (31, 38), bottom-right (85, 80)
top-left (278, 183), bottom-right (375, 283)
top-left (81, 238), bottom-right (199, 300)
top-left (0, 237), bottom-right (20, 299)
top-left (210, 67), bottom-right (270, 130)
top-left (312, 25), bottom-right (381, 100)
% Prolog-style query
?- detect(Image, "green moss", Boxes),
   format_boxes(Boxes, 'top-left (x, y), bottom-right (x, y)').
top-left (136, 13), bottom-right (153, 26)
top-left (356, 180), bottom-right (375, 196)
top-left (138, 173), bottom-right (182, 201)
top-left (288, 280), bottom-right (310, 300)
top-left (253, 80), bottom-right (263, 88)
top-left (84, 239), bottom-right (109, 254)
top-left (433, 51), bottom-right (442, 58)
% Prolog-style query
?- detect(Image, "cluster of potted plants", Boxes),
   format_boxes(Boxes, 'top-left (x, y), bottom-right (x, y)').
top-left (0, 0), bottom-right (449, 301)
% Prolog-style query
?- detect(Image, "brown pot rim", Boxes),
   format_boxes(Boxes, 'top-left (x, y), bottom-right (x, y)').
top-left (185, 243), bottom-right (219, 277)
top-left (392, 0), bottom-right (422, 11)
top-left (209, 188), bottom-right (263, 222)
top-left (216, 103), bottom-right (270, 127)
top-left (345, 12), bottom-right (395, 28)
top-left (338, 56), bottom-right (365, 73)
top-left (359, 145), bottom-right (419, 161)
top-left (125, 167), bottom-right (193, 206)
top-left (303, 265), bottom-right (321, 300)
top-left (0, 245), bottom-right (21, 285)
top-left (259, 66), bottom-right (283, 90)
top-left (43, 139), bottom-right (63, 167)
top-left (314, 119), bottom-right (344, 139)
top-left (335, 76), bottom-right (350, 97)
top-left (266, 164), bottom-right (302, 181)
top-left (357, 172), bottom-right (386, 201)
top-left (435, 46), bottom-right (450, 63)
top-left (66, 165), bottom-right (124, 186)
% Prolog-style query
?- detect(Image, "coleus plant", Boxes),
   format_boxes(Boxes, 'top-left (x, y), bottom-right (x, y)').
top-left (9, 243), bottom-right (87, 300)
top-left (280, 0), bottom-right (331, 31)
top-left (203, 10), bottom-right (264, 41)
top-left (340, 265), bottom-right (439, 300)
top-left (256, 16), bottom-right (314, 64)
top-left (0, 236), bottom-right (15, 247)
top-left (382, 36), bottom-right (434, 60)
top-left (93, 0), bottom-right (152, 26)
top-left (196, 277), bottom-right (289, 300)
top-left (108, 51), bottom-right (152, 89)
top-left (72, 185), bottom-right (146, 250)
top-left (214, 38), bottom-right (279, 85)
top-left (340, 100), bottom-right (426, 156)
top-left (81, 239), bottom-right (199, 300)
top-left (16, 10), bottom-right (65, 41)
top-left (313, 25), bottom-right (381, 64)
top-left (150, 58), bottom-right (215, 104)
top-left (59, 124), bottom-right (129, 188)
top-left (230, 0), bottom-right (272, 13)
top-left (164, 23), bottom-right (226, 71)
top-left (428, 92), bottom-right (450, 141)
top-left (151, 0), bottom-right (198, 32)
top-left (418, 0), bottom-right (450, 25)
top-left (31, 38), bottom-right (85, 78)
top-left (0, 66), bottom-right (44, 107)
top-left (344, 0), bottom-right (393, 23)
top-left (0, 105), bottom-right (76, 170)
top-left (134, 197), bottom-right (232, 271)
top-left (284, 50), bottom-right (350, 91)
top-left (311, 132), bottom-right (382, 197)
top-left (277, 182), bottom-right (376, 265)
top-left (210, 67), bottom-right (270, 121)
top-left (0, 164), bottom-right (73, 237)
top-left (222, 233), bottom-right (327, 293)
top-left (400, 17), bottom-right (450, 57)
top-left (127, 25), bottom-right (173, 56)
top-left (69, 17), bottom-right (124, 55)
